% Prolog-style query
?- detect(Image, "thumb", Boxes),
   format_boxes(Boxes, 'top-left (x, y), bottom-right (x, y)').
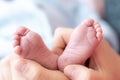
top-left (64, 65), bottom-right (100, 80)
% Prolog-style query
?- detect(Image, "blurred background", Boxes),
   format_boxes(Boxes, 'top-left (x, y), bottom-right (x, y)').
top-left (0, 0), bottom-right (119, 58)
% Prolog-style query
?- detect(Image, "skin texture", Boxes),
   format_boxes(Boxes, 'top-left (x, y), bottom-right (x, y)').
top-left (13, 26), bottom-right (58, 70)
top-left (0, 26), bottom-right (120, 80)
top-left (52, 28), bottom-right (120, 80)
top-left (58, 19), bottom-right (103, 71)
top-left (0, 54), bottom-right (69, 80)
top-left (64, 40), bottom-right (120, 80)
top-left (13, 19), bottom-right (103, 71)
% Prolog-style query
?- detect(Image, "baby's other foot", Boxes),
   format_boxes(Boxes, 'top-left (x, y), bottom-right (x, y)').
top-left (58, 19), bottom-right (103, 71)
top-left (13, 27), bottom-right (58, 70)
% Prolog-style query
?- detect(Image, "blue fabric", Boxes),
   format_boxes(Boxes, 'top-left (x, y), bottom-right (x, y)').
top-left (0, 0), bottom-right (53, 58)
top-left (105, 0), bottom-right (120, 35)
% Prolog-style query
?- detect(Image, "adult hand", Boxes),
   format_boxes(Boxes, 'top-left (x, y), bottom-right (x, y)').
top-left (64, 40), bottom-right (120, 80)
top-left (0, 56), bottom-right (12, 80)
top-left (0, 53), bottom-right (69, 80)
top-left (53, 28), bottom-right (120, 80)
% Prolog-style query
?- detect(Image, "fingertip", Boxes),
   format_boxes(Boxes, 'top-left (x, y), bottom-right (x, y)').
top-left (64, 65), bottom-right (76, 79)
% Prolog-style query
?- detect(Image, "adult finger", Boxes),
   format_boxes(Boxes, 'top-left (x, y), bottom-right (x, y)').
top-left (91, 40), bottom-right (120, 70)
top-left (0, 56), bottom-right (12, 80)
top-left (89, 39), bottom-right (120, 79)
top-left (52, 27), bottom-right (73, 55)
top-left (64, 65), bottom-right (101, 80)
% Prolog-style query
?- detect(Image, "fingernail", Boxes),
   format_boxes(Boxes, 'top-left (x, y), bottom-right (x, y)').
top-left (15, 59), bottom-right (27, 73)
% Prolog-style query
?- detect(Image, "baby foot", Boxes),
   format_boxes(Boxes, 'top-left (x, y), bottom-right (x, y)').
top-left (58, 19), bottom-right (103, 71)
top-left (13, 27), bottom-right (58, 70)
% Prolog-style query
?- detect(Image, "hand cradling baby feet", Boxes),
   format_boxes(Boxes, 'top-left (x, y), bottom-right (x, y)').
top-left (13, 19), bottom-right (103, 71)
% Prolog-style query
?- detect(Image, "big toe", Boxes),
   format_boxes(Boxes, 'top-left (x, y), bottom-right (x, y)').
top-left (14, 26), bottom-right (30, 36)
top-left (13, 26), bottom-right (29, 47)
